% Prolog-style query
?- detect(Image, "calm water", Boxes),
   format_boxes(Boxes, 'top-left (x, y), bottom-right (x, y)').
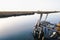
top-left (0, 13), bottom-right (60, 40)
top-left (0, 14), bottom-right (40, 40)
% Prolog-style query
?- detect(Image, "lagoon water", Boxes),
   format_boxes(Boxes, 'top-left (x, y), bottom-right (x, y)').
top-left (0, 13), bottom-right (60, 40)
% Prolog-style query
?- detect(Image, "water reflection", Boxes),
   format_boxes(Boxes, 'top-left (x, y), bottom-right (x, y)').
top-left (0, 13), bottom-right (60, 40)
top-left (0, 14), bottom-right (40, 40)
top-left (46, 13), bottom-right (60, 24)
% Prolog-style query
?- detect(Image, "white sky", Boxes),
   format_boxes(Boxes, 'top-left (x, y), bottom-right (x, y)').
top-left (0, 0), bottom-right (60, 11)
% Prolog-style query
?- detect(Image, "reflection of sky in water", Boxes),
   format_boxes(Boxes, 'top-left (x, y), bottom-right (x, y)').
top-left (0, 13), bottom-right (60, 40)
top-left (46, 13), bottom-right (60, 24)
top-left (41, 13), bottom-right (60, 24)
top-left (0, 14), bottom-right (40, 40)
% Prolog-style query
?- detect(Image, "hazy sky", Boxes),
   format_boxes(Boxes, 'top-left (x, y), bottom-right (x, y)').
top-left (0, 0), bottom-right (60, 11)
